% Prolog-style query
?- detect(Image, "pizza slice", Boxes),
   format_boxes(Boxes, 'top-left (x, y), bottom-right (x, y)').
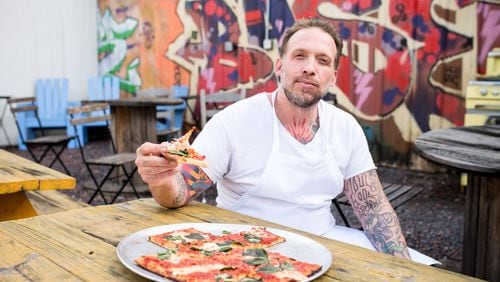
top-left (149, 227), bottom-right (215, 249)
top-left (135, 253), bottom-right (230, 281)
top-left (240, 248), bottom-right (322, 281)
top-left (238, 227), bottom-right (286, 248)
top-left (163, 127), bottom-right (208, 168)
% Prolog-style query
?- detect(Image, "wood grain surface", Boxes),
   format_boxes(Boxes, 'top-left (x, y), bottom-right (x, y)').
top-left (0, 149), bottom-right (76, 194)
top-left (0, 199), bottom-right (481, 281)
top-left (414, 125), bottom-right (500, 174)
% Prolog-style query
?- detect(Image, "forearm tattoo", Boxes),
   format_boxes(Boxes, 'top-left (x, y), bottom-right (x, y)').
top-left (172, 173), bottom-right (187, 206)
top-left (344, 170), bottom-right (410, 258)
top-left (177, 163), bottom-right (213, 204)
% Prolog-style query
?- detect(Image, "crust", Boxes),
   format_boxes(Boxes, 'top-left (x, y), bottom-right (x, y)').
top-left (177, 156), bottom-right (209, 168)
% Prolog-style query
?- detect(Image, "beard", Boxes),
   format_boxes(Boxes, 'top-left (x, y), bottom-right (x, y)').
top-left (283, 84), bottom-right (325, 108)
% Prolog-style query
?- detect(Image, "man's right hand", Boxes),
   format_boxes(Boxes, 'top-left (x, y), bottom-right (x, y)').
top-left (135, 142), bottom-right (180, 188)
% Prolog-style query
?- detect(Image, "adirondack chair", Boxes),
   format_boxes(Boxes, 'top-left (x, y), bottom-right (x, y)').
top-left (67, 76), bottom-right (120, 147)
top-left (16, 78), bottom-right (72, 150)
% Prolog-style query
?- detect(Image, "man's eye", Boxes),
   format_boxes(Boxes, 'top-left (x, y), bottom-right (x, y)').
top-left (318, 58), bottom-right (330, 65)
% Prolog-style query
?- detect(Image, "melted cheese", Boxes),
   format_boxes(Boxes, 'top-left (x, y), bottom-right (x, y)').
top-left (274, 270), bottom-right (308, 281)
top-left (171, 263), bottom-right (226, 276)
top-left (200, 242), bottom-right (221, 252)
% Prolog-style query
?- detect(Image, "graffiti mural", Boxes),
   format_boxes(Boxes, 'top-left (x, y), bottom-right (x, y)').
top-left (98, 0), bottom-right (500, 166)
top-left (97, 0), bottom-right (190, 96)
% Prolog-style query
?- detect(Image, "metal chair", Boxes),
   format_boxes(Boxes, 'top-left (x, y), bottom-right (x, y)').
top-left (67, 103), bottom-right (139, 204)
top-left (8, 97), bottom-right (75, 175)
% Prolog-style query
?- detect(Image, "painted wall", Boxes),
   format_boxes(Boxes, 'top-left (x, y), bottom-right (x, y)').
top-left (97, 0), bottom-right (499, 167)
top-left (0, 0), bottom-right (98, 146)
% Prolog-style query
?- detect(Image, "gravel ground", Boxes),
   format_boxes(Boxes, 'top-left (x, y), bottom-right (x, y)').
top-left (4, 139), bottom-right (464, 273)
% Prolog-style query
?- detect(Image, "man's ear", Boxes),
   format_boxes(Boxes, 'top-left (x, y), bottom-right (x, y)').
top-left (275, 57), bottom-right (283, 77)
top-left (330, 70), bottom-right (338, 87)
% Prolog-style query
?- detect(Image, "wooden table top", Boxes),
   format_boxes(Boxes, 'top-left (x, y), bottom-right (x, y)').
top-left (0, 149), bottom-right (76, 194)
top-left (84, 97), bottom-right (184, 107)
top-left (0, 198), bottom-right (479, 281)
top-left (414, 125), bottom-right (500, 174)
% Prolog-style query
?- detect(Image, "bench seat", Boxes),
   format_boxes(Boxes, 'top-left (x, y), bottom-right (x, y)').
top-left (26, 190), bottom-right (89, 215)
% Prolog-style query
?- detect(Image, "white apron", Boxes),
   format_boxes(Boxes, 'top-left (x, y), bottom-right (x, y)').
top-left (230, 91), bottom-right (343, 235)
top-left (226, 91), bottom-right (440, 266)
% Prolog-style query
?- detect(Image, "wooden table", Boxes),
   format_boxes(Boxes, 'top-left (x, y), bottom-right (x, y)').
top-left (0, 198), bottom-right (478, 281)
top-left (414, 125), bottom-right (500, 281)
top-left (0, 149), bottom-right (76, 221)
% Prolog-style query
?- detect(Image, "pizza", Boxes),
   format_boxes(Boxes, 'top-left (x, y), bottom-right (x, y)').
top-left (135, 227), bottom-right (322, 281)
top-left (163, 127), bottom-right (208, 168)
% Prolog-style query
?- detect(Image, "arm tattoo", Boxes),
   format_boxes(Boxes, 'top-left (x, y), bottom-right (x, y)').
top-left (178, 163), bottom-right (213, 204)
top-left (344, 170), bottom-right (410, 258)
top-left (172, 173), bottom-right (187, 206)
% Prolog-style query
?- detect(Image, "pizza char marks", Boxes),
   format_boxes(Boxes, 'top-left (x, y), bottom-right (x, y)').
top-left (136, 227), bottom-right (322, 281)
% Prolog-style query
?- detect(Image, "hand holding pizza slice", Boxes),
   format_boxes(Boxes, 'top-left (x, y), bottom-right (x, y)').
top-left (162, 127), bottom-right (208, 168)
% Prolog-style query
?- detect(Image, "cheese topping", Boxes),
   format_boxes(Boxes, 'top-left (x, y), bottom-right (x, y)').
top-left (274, 270), bottom-right (308, 281)
top-left (171, 263), bottom-right (226, 276)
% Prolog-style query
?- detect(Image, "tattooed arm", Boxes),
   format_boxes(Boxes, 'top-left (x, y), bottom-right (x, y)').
top-left (343, 169), bottom-right (411, 259)
top-left (136, 142), bottom-right (213, 208)
top-left (149, 164), bottom-right (213, 208)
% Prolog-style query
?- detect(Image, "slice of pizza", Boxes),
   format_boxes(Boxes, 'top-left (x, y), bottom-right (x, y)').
top-left (238, 227), bottom-right (286, 248)
top-left (240, 247), bottom-right (322, 281)
top-left (149, 227), bottom-right (215, 249)
top-left (135, 252), bottom-right (230, 281)
top-left (163, 127), bottom-right (208, 168)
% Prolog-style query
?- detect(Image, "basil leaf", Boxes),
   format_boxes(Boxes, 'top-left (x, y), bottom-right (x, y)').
top-left (242, 248), bottom-right (267, 258)
top-left (185, 233), bottom-right (205, 240)
top-left (257, 264), bottom-right (280, 274)
top-left (280, 261), bottom-right (295, 270)
top-left (202, 250), bottom-right (214, 256)
top-left (157, 249), bottom-right (175, 260)
top-left (244, 233), bottom-right (261, 243)
top-left (168, 150), bottom-right (188, 157)
top-left (244, 256), bottom-right (269, 266)
top-left (216, 240), bottom-right (237, 247)
top-left (222, 230), bottom-right (231, 234)
top-left (218, 246), bottom-right (233, 252)
top-left (165, 235), bottom-right (183, 241)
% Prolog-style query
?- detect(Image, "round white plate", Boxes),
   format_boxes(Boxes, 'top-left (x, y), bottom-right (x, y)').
top-left (117, 223), bottom-right (332, 281)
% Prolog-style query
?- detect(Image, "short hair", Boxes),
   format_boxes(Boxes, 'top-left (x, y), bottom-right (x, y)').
top-left (279, 18), bottom-right (343, 70)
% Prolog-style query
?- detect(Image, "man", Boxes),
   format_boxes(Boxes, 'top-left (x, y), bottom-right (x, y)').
top-left (136, 18), bottom-right (435, 263)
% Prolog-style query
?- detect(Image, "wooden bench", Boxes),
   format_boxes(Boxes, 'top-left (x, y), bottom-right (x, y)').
top-left (333, 182), bottom-right (424, 228)
top-left (26, 190), bottom-right (89, 215)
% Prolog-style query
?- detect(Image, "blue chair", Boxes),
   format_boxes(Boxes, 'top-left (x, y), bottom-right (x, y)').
top-left (16, 78), bottom-right (73, 150)
top-left (156, 85), bottom-right (188, 141)
top-left (68, 76), bottom-right (120, 147)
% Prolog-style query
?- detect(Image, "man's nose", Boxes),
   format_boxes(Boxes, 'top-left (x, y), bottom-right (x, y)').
top-left (302, 58), bottom-right (316, 75)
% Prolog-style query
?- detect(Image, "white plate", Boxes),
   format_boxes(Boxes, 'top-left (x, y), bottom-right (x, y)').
top-left (117, 223), bottom-right (332, 281)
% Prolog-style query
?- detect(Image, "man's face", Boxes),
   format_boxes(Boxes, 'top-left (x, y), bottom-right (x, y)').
top-left (276, 27), bottom-right (338, 108)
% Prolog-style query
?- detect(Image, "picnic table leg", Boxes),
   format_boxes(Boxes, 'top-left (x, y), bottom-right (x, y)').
top-left (0, 192), bottom-right (38, 221)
